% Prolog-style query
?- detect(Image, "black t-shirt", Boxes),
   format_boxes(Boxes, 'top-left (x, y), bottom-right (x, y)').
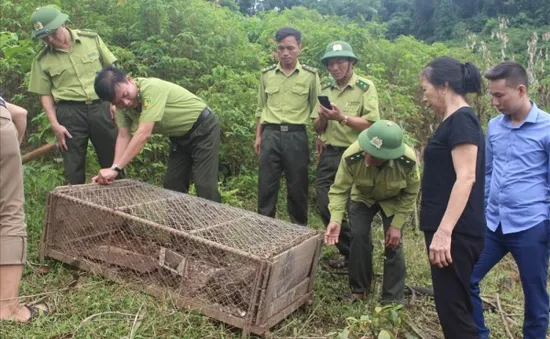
top-left (420, 106), bottom-right (486, 237)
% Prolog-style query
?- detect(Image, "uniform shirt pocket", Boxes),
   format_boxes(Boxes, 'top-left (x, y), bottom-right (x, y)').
top-left (81, 51), bottom-right (101, 75)
top-left (386, 179), bottom-right (407, 197)
top-left (355, 178), bottom-right (374, 195)
top-left (265, 86), bottom-right (281, 108)
top-left (289, 84), bottom-right (309, 112)
top-left (47, 66), bottom-right (66, 89)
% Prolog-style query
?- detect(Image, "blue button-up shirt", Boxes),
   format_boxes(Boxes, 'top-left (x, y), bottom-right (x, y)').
top-left (485, 101), bottom-right (550, 234)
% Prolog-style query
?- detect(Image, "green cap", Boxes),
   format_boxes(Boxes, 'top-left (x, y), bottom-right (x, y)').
top-left (358, 120), bottom-right (406, 160)
top-left (30, 6), bottom-right (68, 40)
top-left (320, 41), bottom-right (358, 65)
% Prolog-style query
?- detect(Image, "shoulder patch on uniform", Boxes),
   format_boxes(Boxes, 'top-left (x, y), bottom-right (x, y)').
top-left (142, 97), bottom-right (153, 110)
top-left (322, 78), bottom-right (334, 89)
top-left (302, 64), bottom-right (318, 73)
top-left (77, 29), bottom-right (98, 38)
top-left (345, 151), bottom-right (363, 166)
top-left (261, 64), bottom-right (277, 73)
top-left (356, 79), bottom-right (370, 91)
top-left (397, 147), bottom-right (416, 168)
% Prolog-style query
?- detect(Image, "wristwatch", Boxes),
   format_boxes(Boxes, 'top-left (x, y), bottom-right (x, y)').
top-left (340, 116), bottom-right (349, 126)
top-left (110, 164), bottom-right (122, 173)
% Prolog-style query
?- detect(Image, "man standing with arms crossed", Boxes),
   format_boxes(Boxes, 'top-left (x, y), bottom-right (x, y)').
top-left (28, 5), bottom-right (119, 184)
top-left (470, 61), bottom-right (550, 339)
top-left (314, 41), bottom-right (380, 269)
top-left (255, 27), bottom-right (320, 225)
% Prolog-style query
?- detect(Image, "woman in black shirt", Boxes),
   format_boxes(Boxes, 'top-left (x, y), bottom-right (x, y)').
top-left (420, 57), bottom-right (486, 339)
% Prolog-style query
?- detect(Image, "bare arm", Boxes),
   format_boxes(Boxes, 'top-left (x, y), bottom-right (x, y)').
top-left (5, 102), bottom-right (27, 144)
top-left (40, 95), bottom-right (59, 127)
top-left (40, 95), bottom-right (72, 150)
top-left (320, 104), bottom-right (373, 132)
top-left (254, 118), bottom-right (262, 155)
top-left (313, 116), bottom-right (327, 135)
top-left (115, 122), bottom-right (154, 169)
top-left (429, 143), bottom-right (478, 267)
top-left (439, 143), bottom-right (478, 234)
top-left (113, 127), bottom-right (132, 165)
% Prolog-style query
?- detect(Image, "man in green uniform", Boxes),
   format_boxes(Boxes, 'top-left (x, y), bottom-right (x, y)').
top-left (325, 120), bottom-right (420, 303)
top-left (314, 41), bottom-right (380, 268)
top-left (92, 66), bottom-right (221, 203)
top-left (28, 5), bottom-right (119, 184)
top-left (255, 27), bottom-right (320, 225)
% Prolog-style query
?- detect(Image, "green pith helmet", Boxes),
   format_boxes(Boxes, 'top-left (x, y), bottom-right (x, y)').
top-left (358, 120), bottom-right (406, 160)
top-left (30, 6), bottom-right (68, 40)
top-left (320, 41), bottom-right (358, 65)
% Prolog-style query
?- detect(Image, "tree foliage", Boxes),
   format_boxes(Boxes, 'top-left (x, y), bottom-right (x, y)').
top-left (1, 0), bottom-right (549, 186)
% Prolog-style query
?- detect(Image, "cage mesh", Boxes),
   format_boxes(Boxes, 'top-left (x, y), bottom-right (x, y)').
top-left (42, 180), bottom-right (322, 335)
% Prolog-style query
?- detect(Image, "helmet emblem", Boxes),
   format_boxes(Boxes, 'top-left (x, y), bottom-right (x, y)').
top-left (34, 21), bottom-right (44, 30)
top-left (386, 121), bottom-right (393, 127)
top-left (370, 136), bottom-right (383, 149)
top-left (332, 44), bottom-right (343, 51)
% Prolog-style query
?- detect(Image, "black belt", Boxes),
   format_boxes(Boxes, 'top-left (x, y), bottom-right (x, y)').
top-left (170, 107), bottom-right (212, 140)
top-left (325, 144), bottom-right (348, 152)
top-left (262, 123), bottom-right (305, 132)
top-left (57, 99), bottom-right (102, 105)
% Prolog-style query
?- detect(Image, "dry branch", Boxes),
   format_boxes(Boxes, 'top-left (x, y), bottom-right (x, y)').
top-left (496, 293), bottom-right (514, 339)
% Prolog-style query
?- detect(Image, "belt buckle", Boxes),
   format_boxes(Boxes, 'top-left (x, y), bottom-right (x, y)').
top-left (280, 125), bottom-right (289, 132)
top-left (85, 99), bottom-right (93, 105)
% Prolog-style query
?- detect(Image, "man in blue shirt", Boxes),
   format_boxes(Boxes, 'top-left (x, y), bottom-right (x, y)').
top-left (470, 61), bottom-right (550, 339)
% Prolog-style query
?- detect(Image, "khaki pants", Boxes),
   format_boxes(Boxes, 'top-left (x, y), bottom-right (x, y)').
top-left (0, 106), bottom-right (26, 265)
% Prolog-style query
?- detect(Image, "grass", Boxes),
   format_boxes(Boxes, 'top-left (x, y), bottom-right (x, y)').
top-left (0, 160), bottom-right (543, 339)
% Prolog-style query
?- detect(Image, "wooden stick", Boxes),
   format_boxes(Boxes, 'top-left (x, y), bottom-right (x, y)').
top-left (22, 142), bottom-right (57, 164)
top-left (496, 293), bottom-right (514, 339)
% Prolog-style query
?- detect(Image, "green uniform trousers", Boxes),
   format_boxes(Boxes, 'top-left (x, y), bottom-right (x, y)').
top-left (315, 146), bottom-right (351, 258)
top-left (257, 125), bottom-right (309, 225)
top-left (164, 110), bottom-right (221, 203)
top-left (56, 100), bottom-right (118, 184)
top-left (348, 200), bottom-right (406, 304)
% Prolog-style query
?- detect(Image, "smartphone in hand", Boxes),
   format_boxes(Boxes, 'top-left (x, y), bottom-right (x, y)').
top-left (318, 96), bottom-right (332, 109)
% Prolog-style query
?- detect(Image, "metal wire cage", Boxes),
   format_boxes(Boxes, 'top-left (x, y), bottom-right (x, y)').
top-left (40, 179), bottom-right (322, 337)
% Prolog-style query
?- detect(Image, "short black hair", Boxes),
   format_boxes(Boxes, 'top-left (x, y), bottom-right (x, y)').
top-left (421, 56), bottom-right (482, 96)
top-left (275, 27), bottom-right (301, 43)
top-left (94, 65), bottom-right (128, 102)
top-left (484, 61), bottom-right (529, 90)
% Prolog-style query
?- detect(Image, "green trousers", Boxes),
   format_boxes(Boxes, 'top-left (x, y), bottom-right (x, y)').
top-left (56, 101), bottom-right (118, 184)
top-left (348, 201), bottom-right (406, 304)
top-left (315, 146), bottom-right (351, 258)
top-left (164, 112), bottom-right (221, 203)
top-left (257, 127), bottom-right (309, 225)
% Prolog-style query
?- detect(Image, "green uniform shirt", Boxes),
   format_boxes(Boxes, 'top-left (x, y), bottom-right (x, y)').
top-left (116, 78), bottom-right (206, 137)
top-left (28, 29), bottom-right (116, 101)
top-left (256, 61), bottom-right (320, 124)
top-left (320, 73), bottom-right (380, 147)
top-left (328, 141), bottom-right (420, 229)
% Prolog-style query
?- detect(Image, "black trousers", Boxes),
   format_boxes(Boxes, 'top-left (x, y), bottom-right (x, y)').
top-left (315, 146), bottom-right (351, 258)
top-left (56, 101), bottom-right (119, 184)
top-left (164, 111), bottom-right (221, 203)
top-left (424, 231), bottom-right (484, 339)
top-left (257, 127), bottom-right (308, 225)
top-left (349, 201), bottom-right (406, 303)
